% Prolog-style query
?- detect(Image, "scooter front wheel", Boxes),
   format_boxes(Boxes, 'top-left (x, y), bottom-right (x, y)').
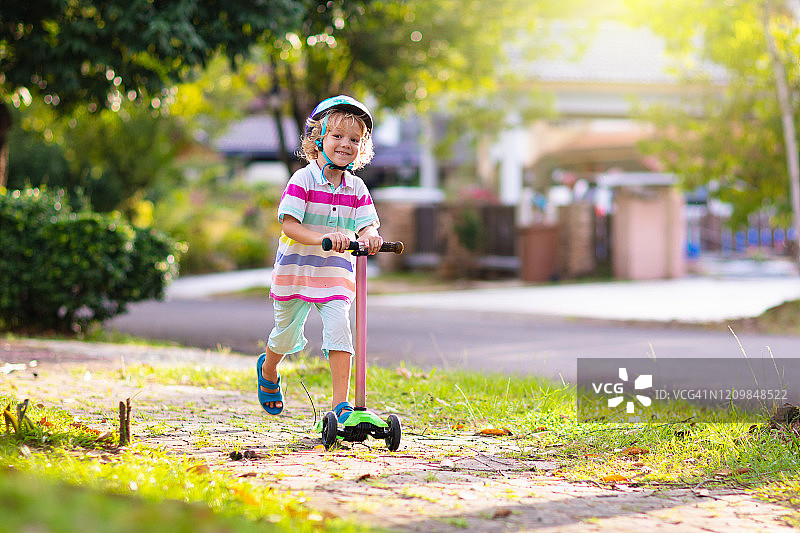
top-left (321, 411), bottom-right (338, 450)
top-left (385, 414), bottom-right (402, 451)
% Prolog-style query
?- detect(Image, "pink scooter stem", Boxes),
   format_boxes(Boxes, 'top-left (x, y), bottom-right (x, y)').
top-left (320, 238), bottom-right (404, 410)
top-left (354, 253), bottom-right (368, 408)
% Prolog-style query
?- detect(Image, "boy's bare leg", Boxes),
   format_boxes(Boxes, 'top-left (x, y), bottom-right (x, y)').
top-left (329, 350), bottom-right (352, 409)
top-left (260, 347), bottom-right (285, 409)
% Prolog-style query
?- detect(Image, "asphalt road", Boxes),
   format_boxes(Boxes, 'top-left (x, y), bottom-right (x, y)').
top-left (106, 296), bottom-right (800, 382)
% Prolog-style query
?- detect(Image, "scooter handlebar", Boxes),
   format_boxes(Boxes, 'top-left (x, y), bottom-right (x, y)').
top-left (322, 238), bottom-right (404, 254)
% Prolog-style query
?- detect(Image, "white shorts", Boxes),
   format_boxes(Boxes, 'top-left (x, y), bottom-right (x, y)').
top-left (268, 298), bottom-right (353, 358)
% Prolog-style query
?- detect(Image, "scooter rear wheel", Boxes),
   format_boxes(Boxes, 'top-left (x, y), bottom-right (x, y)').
top-left (322, 411), bottom-right (338, 450)
top-left (385, 414), bottom-right (402, 451)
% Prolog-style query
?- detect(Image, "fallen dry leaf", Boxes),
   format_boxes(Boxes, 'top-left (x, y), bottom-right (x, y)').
top-left (735, 467), bottom-right (752, 475)
top-left (187, 464), bottom-right (210, 475)
top-left (492, 508), bottom-right (512, 519)
top-left (69, 422), bottom-right (101, 436)
top-left (232, 487), bottom-right (259, 506)
top-left (479, 427), bottom-right (512, 436)
top-left (452, 424), bottom-right (466, 430)
top-left (620, 446), bottom-right (649, 456)
top-left (601, 474), bottom-right (629, 483)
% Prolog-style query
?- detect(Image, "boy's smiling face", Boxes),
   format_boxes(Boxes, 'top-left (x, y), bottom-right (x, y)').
top-left (318, 115), bottom-right (365, 171)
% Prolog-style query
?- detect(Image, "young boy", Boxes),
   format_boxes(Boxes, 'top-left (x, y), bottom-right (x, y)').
top-left (257, 95), bottom-right (382, 424)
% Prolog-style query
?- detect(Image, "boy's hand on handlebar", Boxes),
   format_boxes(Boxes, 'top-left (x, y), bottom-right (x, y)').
top-left (358, 234), bottom-right (383, 255)
top-left (321, 232), bottom-right (350, 253)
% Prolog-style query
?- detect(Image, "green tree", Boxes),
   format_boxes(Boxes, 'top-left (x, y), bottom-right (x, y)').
top-left (627, 0), bottom-right (800, 260)
top-left (0, 0), bottom-right (304, 186)
top-left (65, 101), bottom-right (189, 212)
top-left (7, 98), bottom-right (188, 212)
top-left (240, 0), bottom-right (578, 173)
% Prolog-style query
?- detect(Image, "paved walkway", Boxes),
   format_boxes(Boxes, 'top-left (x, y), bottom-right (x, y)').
top-left (168, 257), bottom-right (800, 323)
top-left (3, 337), bottom-right (797, 532)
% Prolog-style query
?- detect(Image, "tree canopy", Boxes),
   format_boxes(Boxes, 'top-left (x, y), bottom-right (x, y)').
top-left (1, 0), bottom-right (302, 110)
top-left (0, 0), bottom-right (304, 185)
top-left (627, 0), bottom-right (800, 238)
top-left (237, 0), bottom-right (578, 174)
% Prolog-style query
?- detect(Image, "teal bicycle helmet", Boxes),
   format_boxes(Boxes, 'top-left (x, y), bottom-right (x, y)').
top-left (308, 95), bottom-right (373, 171)
top-left (309, 95), bottom-right (373, 134)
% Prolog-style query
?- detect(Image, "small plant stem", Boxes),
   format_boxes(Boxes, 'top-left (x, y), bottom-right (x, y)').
top-left (455, 384), bottom-right (479, 427)
top-left (126, 398), bottom-right (132, 443)
top-left (119, 398), bottom-right (132, 446)
top-left (119, 401), bottom-right (127, 446)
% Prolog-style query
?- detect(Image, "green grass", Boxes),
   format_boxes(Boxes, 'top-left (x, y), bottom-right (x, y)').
top-left (0, 394), bottom-right (357, 533)
top-left (110, 356), bottom-right (800, 486)
top-left (4, 351), bottom-right (800, 530)
top-left (728, 299), bottom-right (800, 336)
top-left (0, 472), bottom-right (312, 533)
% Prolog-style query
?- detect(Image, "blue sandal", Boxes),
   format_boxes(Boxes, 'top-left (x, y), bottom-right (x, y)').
top-left (256, 353), bottom-right (283, 415)
top-left (333, 401), bottom-right (354, 423)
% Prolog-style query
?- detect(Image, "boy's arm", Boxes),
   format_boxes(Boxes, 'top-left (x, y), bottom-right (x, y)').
top-left (282, 215), bottom-right (351, 252)
top-left (357, 223), bottom-right (383, 255)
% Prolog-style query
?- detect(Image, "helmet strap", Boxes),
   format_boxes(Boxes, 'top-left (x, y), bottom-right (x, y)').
top-left (316, 114), bottom-right (354, 172)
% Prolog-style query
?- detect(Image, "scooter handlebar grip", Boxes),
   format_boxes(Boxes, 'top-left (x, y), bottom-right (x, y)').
top-left (321, 238), bottom-right (404, 254)
top-left (380, 241), bottom-right (404, 254)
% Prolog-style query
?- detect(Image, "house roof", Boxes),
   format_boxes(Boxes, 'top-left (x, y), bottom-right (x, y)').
top-left (216, 21), bottom-right (727, 164)
top-left (370, 140), bottom-right (421, 168)
top-left (214, 114), bottom-right (300, 158)
top-left (516, 20), bottom-right (727, 86)
top-left (215, 114), bottom-right (426, 167)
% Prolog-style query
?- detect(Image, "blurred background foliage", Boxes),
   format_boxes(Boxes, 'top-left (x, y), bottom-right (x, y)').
top-left (147, 173), bottom-right (282, 274)
top-left (2, 0), bottom-right (800, 279)
top-left (628, 0), bottom-right (800, 229)
top-left (0, 188), bottom-right (181, 332)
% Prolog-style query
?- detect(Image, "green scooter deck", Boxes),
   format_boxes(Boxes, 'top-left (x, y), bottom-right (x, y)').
top-left (314, 409), bottom-right (388, 434)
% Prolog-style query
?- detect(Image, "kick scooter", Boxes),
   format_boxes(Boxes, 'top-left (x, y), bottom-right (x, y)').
top-left (318, 237), bottom-right (404, 451)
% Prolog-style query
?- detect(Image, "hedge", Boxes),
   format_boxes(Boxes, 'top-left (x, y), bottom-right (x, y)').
top-left (0, 187), bottom-right (182, 332)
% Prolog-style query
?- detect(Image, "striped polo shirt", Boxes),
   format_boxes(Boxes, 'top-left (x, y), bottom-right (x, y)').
top-left (269, 162), bottom-right (380, 303)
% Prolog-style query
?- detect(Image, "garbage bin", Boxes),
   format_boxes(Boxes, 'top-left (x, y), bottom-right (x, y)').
top-left (518, 224), bottom-right (559, 282)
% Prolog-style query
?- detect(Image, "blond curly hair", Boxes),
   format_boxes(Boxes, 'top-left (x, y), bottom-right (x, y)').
top-left (299, 110), bottom-right (375, 170)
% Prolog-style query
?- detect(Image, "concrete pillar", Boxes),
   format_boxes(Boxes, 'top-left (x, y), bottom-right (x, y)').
top-left (612, 186), bottom-right (686, 279)
top-left (419, 117), bottom-right (438, 190)
top-left (498, 126), bottom-right (526, 205)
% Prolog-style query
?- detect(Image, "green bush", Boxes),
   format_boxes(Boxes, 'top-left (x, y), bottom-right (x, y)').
top-left (151, 179), bottom-right (280, 274)
top-left (0, 187), bottom-right (182, 332)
